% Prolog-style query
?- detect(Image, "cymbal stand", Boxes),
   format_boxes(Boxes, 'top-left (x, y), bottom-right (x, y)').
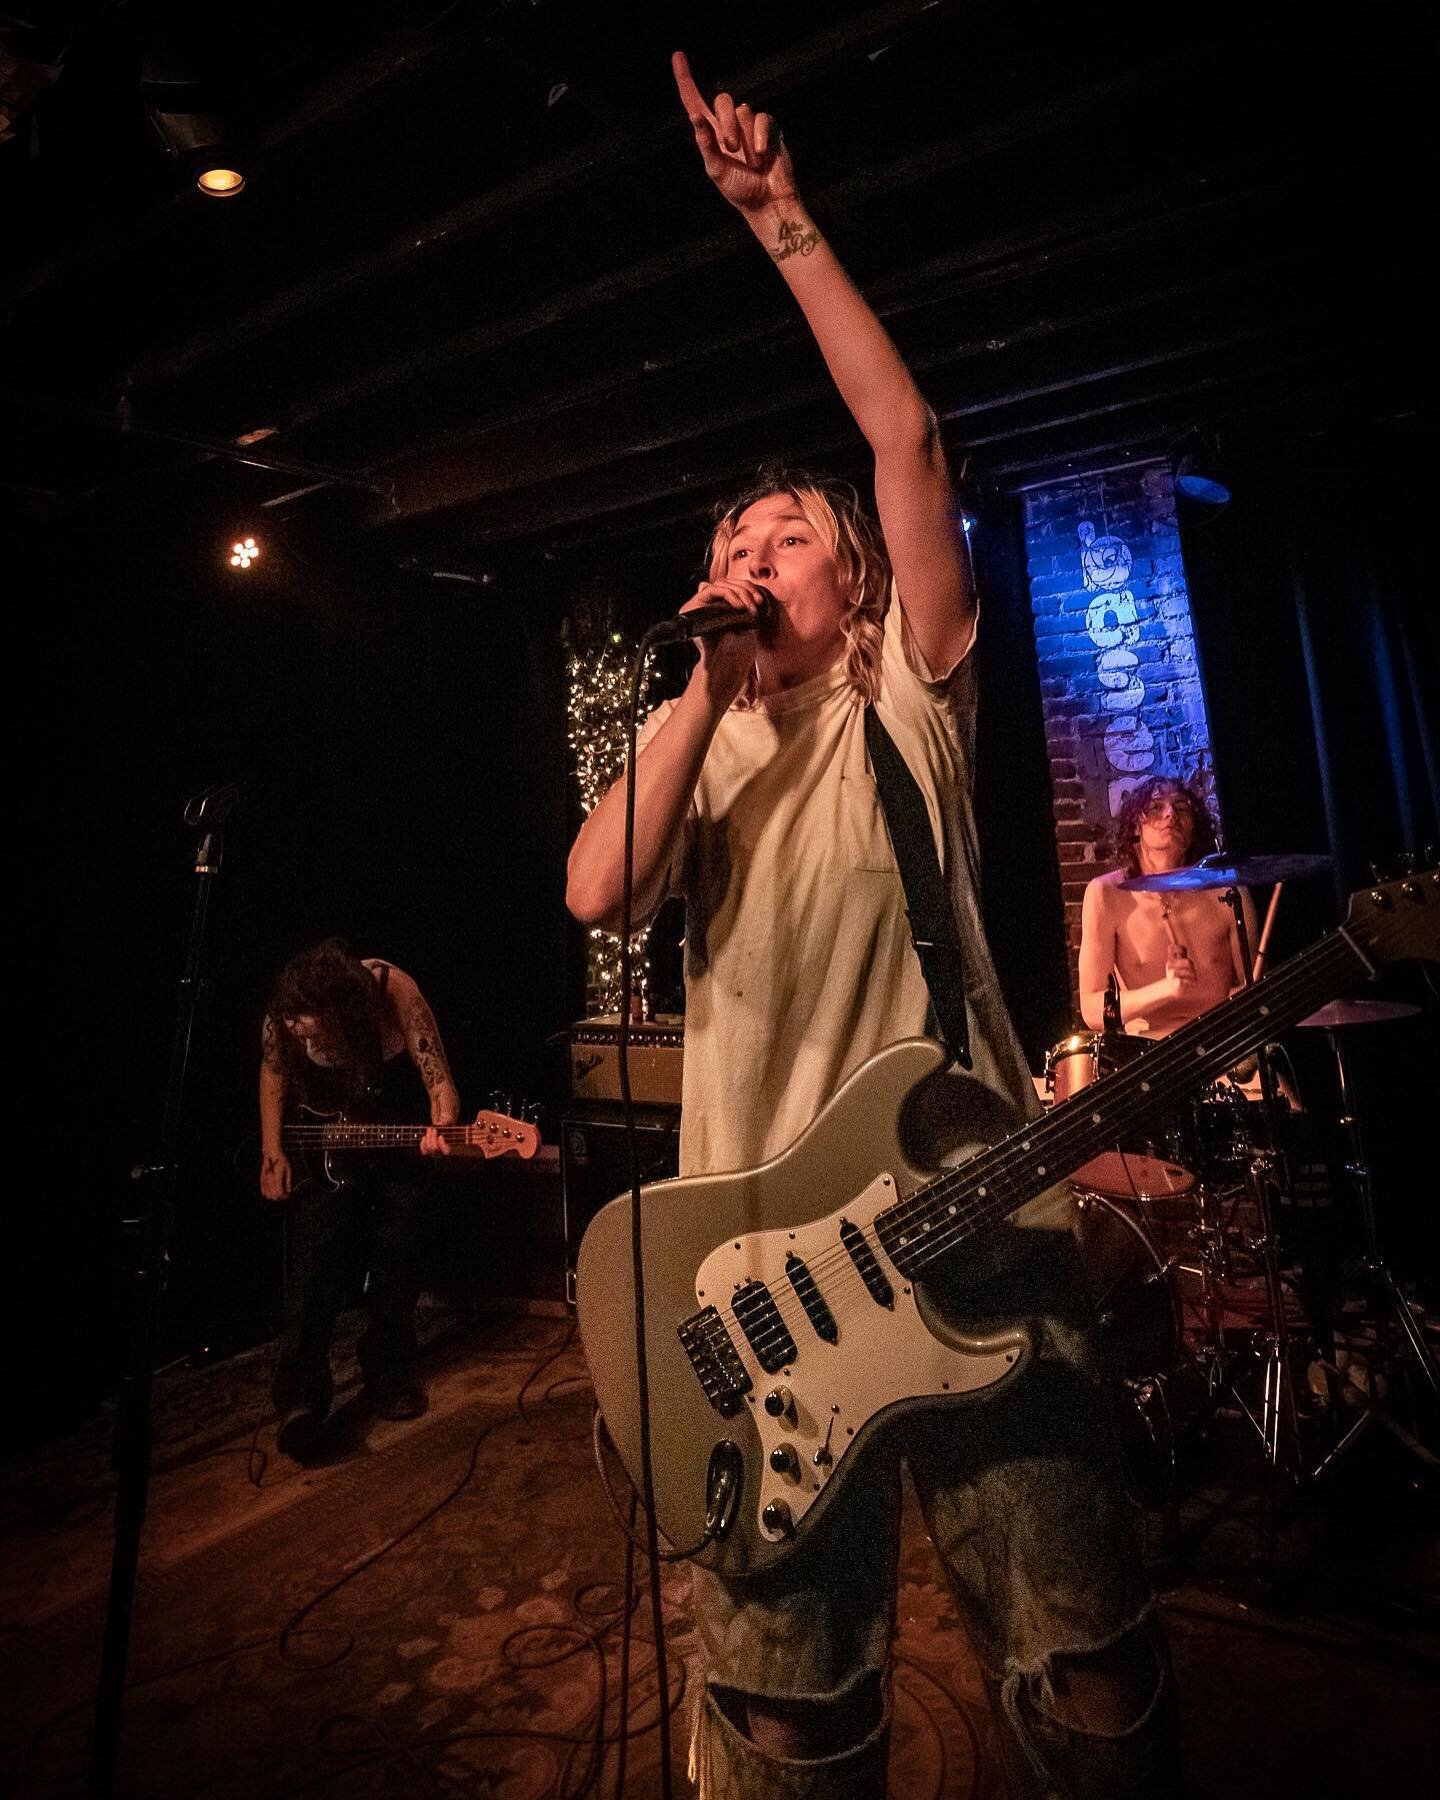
top-left (1217, 885), bottom-right (1306, 1545)
top-left (1310, 1025), bottom-right (1439, 1479)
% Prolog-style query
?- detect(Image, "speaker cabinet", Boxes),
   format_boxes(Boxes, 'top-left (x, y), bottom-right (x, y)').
top-left (559, 1102), bottom-right (681, 1305)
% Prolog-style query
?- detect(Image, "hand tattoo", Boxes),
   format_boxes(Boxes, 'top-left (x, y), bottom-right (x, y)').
top-left (770, 218), bottom-right (819, 263)
top-left (264, 1154), bottom-right (281, 1175)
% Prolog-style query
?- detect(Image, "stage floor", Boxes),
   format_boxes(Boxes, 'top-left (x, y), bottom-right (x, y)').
top-left (3, 1300), bottom-right (1437, 1797)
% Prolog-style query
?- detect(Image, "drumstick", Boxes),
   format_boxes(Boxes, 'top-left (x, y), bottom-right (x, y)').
top-left (1252, 882), bottom-right (1283, 979)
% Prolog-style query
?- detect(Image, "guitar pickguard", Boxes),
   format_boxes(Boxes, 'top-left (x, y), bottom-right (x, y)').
top-left (695, 1173), bottom-right (1030, 1546)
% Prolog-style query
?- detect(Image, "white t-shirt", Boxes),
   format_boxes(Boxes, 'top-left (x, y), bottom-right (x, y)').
top-left (637, 597), bottom-right (1067, 1228)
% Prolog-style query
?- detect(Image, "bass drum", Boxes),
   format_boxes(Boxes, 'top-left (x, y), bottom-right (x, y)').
top-left (1073, 1191), bottom-right (1182, 1505)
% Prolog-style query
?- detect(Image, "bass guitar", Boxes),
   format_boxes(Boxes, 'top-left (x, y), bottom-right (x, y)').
top-left (284, 1108), bottom-right (539, 1192)
top-left (577, 870), bottom-right (1437, 1576)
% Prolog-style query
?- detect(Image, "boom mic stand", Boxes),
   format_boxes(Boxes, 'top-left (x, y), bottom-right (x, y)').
top-left (88, 781), bottom-right (239, 1798)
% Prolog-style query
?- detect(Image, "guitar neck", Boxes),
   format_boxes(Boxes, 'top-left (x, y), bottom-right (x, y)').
top-left (876, 924), bottom-right (1365, 1278)
top-left (285, 1123), bottom-right (512, 1149)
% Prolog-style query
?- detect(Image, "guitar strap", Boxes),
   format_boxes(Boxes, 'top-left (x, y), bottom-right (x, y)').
top-left (863, 705), bottom-right (972, 1070)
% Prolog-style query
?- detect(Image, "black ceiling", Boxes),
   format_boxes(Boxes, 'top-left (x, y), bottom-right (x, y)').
top-left (3, 0), bottom-right (1432, 575)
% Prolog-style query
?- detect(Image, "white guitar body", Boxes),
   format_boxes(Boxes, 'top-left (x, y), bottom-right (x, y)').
top-left (577, 1040), bottom-right (1044, 1578)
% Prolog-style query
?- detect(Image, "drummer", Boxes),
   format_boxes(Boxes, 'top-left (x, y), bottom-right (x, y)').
top-left (1078, 774), bottom-right (1258, 1040)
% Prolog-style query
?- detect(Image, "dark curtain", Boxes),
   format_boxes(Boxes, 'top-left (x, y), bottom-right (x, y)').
top-left (1180, 446), bottom-right (1438, 1283)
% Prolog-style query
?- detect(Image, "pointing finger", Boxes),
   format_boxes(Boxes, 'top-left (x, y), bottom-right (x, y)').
top-left (671, 51), bottom-right (713, 126)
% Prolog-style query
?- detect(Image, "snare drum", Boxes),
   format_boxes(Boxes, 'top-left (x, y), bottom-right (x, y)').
top-left (1043, 1030), bottom-right (1145, 1104)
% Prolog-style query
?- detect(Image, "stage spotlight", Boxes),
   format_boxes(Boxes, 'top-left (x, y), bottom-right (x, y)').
top-left (194, 160), bottom-right (245, 197)
top-left (1175, 450), bottom-right (1232, 507)
top-left (142, 40), bottom-right (247, 197)
top-left (229, 536), bottom-right (260, 569)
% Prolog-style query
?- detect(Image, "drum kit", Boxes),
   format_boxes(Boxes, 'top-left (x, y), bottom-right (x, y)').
top-left (1047, 852), bottom-right (1438, 1523)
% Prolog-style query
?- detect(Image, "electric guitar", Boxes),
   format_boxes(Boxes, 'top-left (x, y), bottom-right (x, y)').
top-left (577, 869), bottom-right (1437, 1577)
top-left (284, 1108), bottom-right (540, 1192)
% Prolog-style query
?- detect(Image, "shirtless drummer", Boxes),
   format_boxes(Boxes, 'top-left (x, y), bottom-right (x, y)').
top-left (1078, 774), bottom-right (1257, 1039)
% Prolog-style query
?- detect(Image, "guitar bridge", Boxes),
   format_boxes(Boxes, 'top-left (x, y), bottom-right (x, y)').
top-left (678, 1308), bottom-right (753, 1416)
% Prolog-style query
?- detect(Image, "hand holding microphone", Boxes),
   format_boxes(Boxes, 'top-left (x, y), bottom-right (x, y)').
top-left (651, 579), bottom-right (777, 714)
top-left (648, 584), bottom-right (777, 643)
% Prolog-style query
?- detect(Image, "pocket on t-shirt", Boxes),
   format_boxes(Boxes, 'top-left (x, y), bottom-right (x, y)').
top-left (840, 774), bottom-right (900, 872)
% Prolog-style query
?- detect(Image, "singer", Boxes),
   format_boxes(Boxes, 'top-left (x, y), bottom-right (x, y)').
top-left (566, 52), bottom-right (1179, 1799)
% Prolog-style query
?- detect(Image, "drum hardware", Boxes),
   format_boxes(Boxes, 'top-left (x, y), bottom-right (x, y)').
top-left (1295, 1002), bottom-right (1439, 1477)
top-left (1111, 855), bottom-right (1325, 1542)
top-left (1072, 1190), bottom-right (1184, 1506)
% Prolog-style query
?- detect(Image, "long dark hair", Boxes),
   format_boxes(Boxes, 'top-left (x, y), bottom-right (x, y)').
top-left (266, 939), bottom-right (385, 1100)
top-left (1111, 775), bottom-right (1218, 878)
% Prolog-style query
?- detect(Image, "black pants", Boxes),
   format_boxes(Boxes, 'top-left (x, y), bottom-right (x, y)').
top-left (272, 1176), bottom-right (426, 1416)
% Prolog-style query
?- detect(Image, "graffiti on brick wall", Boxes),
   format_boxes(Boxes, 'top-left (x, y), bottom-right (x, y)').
top-left (1077, 520), bottom-right (1156, 815)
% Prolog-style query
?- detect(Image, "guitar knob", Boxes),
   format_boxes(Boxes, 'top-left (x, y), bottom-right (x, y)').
top-left (761, 1499), bottom-right (794, 1537)
top-left (763, 1386), bottom-right (794, 1419)
top-left (768, 1443), bottom-right (799, 1478)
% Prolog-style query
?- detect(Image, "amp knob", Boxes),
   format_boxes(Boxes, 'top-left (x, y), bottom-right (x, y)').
top-left (761, 1499), bottom-right (794, 1537)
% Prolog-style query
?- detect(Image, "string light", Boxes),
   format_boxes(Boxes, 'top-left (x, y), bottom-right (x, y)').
top-left (228, 535), bottom-right (260, 569)
top-left (567, 629), bottom-right (655, 1017)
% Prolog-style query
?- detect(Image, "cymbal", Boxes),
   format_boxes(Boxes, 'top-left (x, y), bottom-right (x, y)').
top-left (1119, 852), bottom-right (1332, 893)
top-left (1298, 998), bottom-right (1421, 1029)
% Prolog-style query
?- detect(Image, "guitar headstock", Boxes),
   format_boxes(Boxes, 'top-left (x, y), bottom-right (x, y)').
top-left (1344, 861), bottom-right (1440, 968)
top-left (463, 1111), bottom-right (541, 1160)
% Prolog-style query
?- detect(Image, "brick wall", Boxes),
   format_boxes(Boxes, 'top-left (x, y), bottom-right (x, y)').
top-left (1023, 462), bottom-right (1216, 998)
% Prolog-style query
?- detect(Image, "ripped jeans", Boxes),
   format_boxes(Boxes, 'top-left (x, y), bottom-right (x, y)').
top-left (690, 1231), bottom-right (1176, 1797)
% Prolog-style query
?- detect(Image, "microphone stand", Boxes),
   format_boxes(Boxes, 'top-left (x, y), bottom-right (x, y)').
top-left (88, 782), bottom-right (238, 1797)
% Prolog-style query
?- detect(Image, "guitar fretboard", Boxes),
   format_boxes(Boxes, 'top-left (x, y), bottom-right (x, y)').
top-left (874, 926), bottom-right (1362, 1279)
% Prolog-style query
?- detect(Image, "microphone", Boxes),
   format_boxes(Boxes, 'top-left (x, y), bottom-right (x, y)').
top-left (184, 781), bottom-right (242, 829)
top-left (648, 588), bottom-right (776, 644)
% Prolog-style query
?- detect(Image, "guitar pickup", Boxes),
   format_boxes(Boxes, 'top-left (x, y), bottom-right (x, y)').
top-left (731, 1281), bottom-right (798, 1374)
top-left (678, 1307), bottom-right (752, 1417)
top-left (840, 1219), bottom-right (894, 1307)
top-left (785, 1253), bottom-right (838, 1343)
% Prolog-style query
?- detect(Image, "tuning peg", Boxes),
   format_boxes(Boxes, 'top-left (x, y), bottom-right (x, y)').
top-left (1399, 850), bottom-right (1417, 875)
top-left (1369, 860), bottom-right (1389, 884)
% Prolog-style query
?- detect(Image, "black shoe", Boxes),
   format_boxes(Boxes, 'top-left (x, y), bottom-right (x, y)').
top-left (277, 1406), bottom-right (327, 1460)
top-left (371, 1387), bottom-right (427, 1422)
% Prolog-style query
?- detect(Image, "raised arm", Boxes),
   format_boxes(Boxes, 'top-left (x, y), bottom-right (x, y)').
top-left (673, 50), bottom-right (975, 676)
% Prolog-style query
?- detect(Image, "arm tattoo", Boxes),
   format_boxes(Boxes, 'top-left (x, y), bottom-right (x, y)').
top-left (264, 1154), bottom-right (282, 1175)
top-left (770, 217), bottom-right (820, 263)
top-left (261, 1014), bottom-right (283, 1073)
top-left (404, 994), bottom-right (453, 1095)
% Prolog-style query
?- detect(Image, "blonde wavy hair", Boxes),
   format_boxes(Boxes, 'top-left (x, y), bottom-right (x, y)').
top-left (705, 471), bottom-right (892, 708)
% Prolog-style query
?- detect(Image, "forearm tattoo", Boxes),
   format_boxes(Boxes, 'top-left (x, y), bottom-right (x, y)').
top-left (261, 1014), bottom-right (283, 1073)
top-left (404, 994), bottom-right (453, 1094)
top-left (263, 1153), bottom-right (282, 1175)
top-left (770, 217), bottom-right (820, 263)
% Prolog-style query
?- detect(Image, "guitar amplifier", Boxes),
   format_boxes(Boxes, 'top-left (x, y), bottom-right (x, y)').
top-left (568, 1015), bottom-right (685, 1105)
top-left (560, 1102), bottom-right (681, 1305)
